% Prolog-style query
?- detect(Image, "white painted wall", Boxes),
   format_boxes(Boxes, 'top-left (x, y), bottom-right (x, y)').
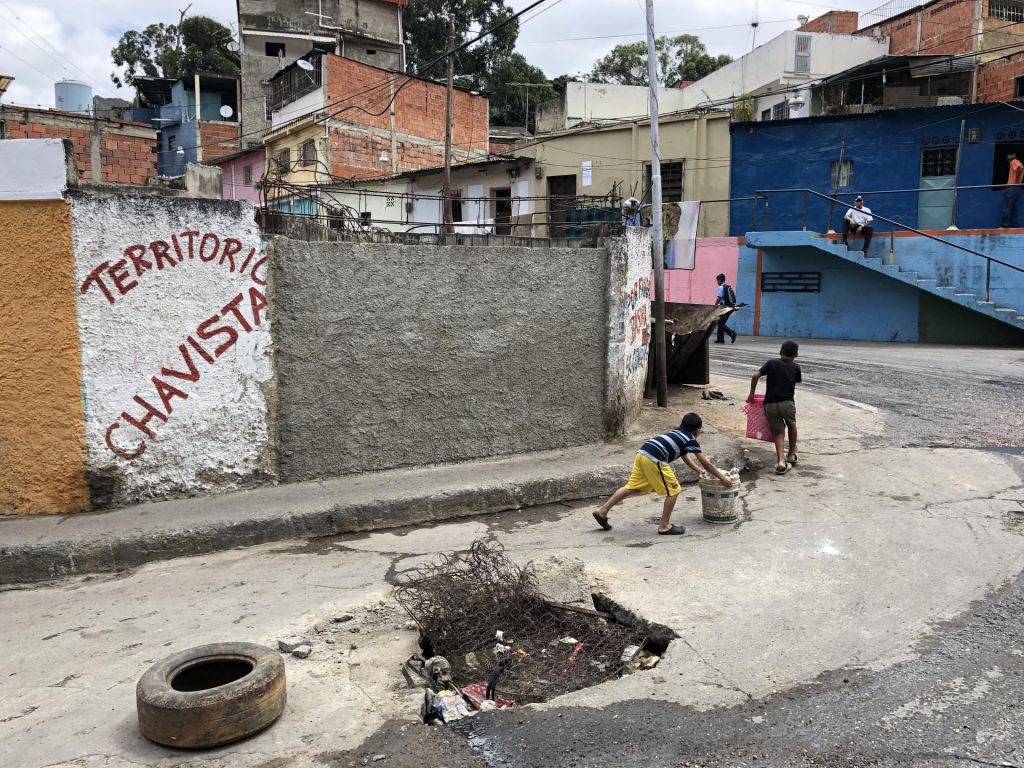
top-left (71, 194), bottom-right (274, 506)
top-left (679, 31), bottom-right (888, 113)
top-left (271, 86), bottom-right (325, 129)
top-left (0, 139), bottom-right (68, 201)
top-left (559, 82), bottom-right (688, 129)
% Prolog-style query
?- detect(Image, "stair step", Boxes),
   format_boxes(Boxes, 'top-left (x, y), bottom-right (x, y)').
top-left (995, 308), bottom-right (1017, 314)
top-left (955, 292), bottom-right (975, 297)
top-left (935, 285), bottom-right (954, 290)
top-left (977, 301), bottom-right (995, 306)
top-left (917, 278), bottom-right (937, 284)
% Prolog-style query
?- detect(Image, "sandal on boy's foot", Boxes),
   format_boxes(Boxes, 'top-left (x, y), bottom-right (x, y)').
top-left (775, 462), bottom-right (793, 475)
top-left (657, 524), bottom-right (686, 535)
top-left (787, 455), bottom-right (798, 465)
top-left (593, 511), bottom-right (612, 531)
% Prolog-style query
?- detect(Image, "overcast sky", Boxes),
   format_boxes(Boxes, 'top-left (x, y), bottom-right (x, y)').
top-left (0, 0), bottom-right (887, 109)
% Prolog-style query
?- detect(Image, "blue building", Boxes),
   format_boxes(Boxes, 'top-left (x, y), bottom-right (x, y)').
top-left (728, 103), bottom-right (1024, 345)
top-left (129, 76), bottom-right (240, 177)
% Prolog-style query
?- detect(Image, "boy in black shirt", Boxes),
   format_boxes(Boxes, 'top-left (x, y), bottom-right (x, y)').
top-left (747, 341), bottom-right (802, 475)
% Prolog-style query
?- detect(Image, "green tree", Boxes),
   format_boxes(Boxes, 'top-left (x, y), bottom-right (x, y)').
top-left (488, 53), bottom-right (555, 131)
top-left (111, 16), bottom-right (239, 91)
top-left (589, 34), bottom-right (732, 87)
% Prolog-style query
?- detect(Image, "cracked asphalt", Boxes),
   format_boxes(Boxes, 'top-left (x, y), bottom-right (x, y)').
top-left (1, 339), bottom-right (1023, 768)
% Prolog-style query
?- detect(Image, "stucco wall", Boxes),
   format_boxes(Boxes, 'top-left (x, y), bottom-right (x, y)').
top-left (605, 230), bottom-right (652, 436)
top-left (70, 192), bottom-right (275, 506)
top-left (665, 237), bottom-right (740, 304)
top-left (0, 200), bottom-right (90, 514)
top-left (270, 240), bottom-right (615, 481)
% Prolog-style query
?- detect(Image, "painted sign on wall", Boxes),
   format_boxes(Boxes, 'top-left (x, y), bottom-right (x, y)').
top-left (71, 194), bottom-right (274, 506)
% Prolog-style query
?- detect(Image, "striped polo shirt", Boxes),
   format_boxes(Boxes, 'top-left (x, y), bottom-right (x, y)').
top-left (638, 429), bottom-right (702, 463)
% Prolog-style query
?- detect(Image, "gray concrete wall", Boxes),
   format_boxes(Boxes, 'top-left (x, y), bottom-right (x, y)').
top-left (270, 240), bottom-right (613, 481)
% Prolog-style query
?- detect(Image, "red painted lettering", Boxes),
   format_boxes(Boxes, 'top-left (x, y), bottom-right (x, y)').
top-left (180, 231), bottom-right (200, 259)
top-left (161, 345), bottom-right (201, 382)
top-left (239, 247), bottom-right (257, 274)
top-left (121, 395), bottom-right (168, 439)
top-left (152, 376), bottom-right (188, 414)
top-left (104, 421), bottom-right (145, 460)
top-left (170, 233), bottom-right (186, 262)
top-left (187, 335), bottom-right (215, 364)
top-left (81, 261), bottom-right (114, 304)
top-left (249, 287), bottom-right (267, 327)
top-left (220, 238), bottom-right (242, 272)
top-left (250, 256), bottom-right (268, 286)
top-left (107, 259), bottom-right (138, 296)
top-left (199, 233), bottom-right (220, 263)
top-left (197, 313), bottom-right (239, 358)
top-left (151, 240), bottom-right (177, 270)
top-left (221, 293), bottom-right (253, 333)
top-left (124, 244), bottom-right (153, 277)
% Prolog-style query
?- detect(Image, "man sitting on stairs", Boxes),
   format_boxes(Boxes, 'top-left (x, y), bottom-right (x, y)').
top-left (842, 196), bottom-right (873, 252)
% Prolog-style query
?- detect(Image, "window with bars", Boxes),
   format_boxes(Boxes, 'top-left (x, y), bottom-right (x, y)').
top-left (989, 0), bottom-right (1024, 22)
top-left (794, 35), bottom-right (812, 74)
top-left (299, 140), bottom-right (316, 167)
top-left (242, 164), bottom-right (253, 185)
top-left (274, 148), bottom-right (291, 174)
top-left (644, 161), bottom-right (685, 202)
top-left (270, 56), bottom-right (323, 112)
top-left (921, 147), bottom-right (957, 177)
top-left (760, 108), bottom-right (771, 121)
top-left (830, 159), bottom-right (854, 189)
top-left (771, 101), bottom-right (790, 121)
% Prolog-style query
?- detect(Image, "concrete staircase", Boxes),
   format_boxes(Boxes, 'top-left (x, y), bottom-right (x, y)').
top-left (752, 231), bottom-right (1024, 332)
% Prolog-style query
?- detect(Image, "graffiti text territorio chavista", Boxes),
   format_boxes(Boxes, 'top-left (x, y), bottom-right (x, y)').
top-left (91, 232), bottom-right (269, 461)
top-left (80, 231), bottom-right (266, 303)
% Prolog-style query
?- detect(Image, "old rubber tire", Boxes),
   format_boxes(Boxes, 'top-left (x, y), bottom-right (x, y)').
top-left (136, 642), bottom-right (286, 749)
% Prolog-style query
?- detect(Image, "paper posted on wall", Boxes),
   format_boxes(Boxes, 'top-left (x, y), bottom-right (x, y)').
top-left (581, 161), bottom-right (592, 188)
top-left (662, 201), bottom-right (700, 270)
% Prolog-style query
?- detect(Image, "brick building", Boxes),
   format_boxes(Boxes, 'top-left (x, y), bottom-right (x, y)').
top-left (263, 52), bottom-right (488, 210)
top-left (0, 106), bottom-right (157, 185)
top-left (799, 1), bottom-right (1024, 104)
top-left (237, 0), bottom-right (407, 146)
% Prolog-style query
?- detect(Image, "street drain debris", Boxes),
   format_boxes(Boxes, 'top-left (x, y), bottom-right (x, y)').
top-left (393, 539), bottom-right (662, 719)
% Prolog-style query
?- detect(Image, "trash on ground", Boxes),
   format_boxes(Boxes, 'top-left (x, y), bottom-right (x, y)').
top-left (620, 644), bottom-right (641, 663)
top-left (291, 644), bottom-right (312, 659)
top-left (277, 636), bottom-right (310, 653)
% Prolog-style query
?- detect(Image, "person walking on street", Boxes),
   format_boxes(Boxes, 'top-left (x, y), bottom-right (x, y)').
top-left (842, 196), bottom-right (873, 251)
top-left (592, 413), bottom-right (733, 536)
top-left (714, 273), bottom-right (738, 344)
top-left (747, 341), bottom-right (802, 475)
top-left (1001, 153), bottom-right (1023, 228)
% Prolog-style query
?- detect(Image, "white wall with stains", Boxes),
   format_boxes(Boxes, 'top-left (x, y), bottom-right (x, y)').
top-left (70, 192), bottom-right (275, 506)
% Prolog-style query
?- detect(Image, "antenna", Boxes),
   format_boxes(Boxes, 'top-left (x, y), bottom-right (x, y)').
top-left (750, 0), bottom-right (760, 52)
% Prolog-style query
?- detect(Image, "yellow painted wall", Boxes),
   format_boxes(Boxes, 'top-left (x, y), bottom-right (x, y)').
top-left (0, 200), bottom-right (89, 514)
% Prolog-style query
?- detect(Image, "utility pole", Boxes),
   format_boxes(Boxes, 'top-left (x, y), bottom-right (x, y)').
top-left (442, 15), bottom-right (455, 233)
top-left (646, 0), bottom-right (668, 408)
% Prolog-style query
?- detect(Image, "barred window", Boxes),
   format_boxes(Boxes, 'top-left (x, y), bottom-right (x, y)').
top-left (989, 0), bottom-right (1024, 22)
top-left (274, 148), bottom-right (291, 174)
top-left (760, 108), bottom-right (771, 121)
top-left (921, 147), bottom-right (957, 177)
top-left (242, 164), bottom-right (253, 185)
top-left (644, 160), bottom-right (685, 202)
top-left (299, 140), bottom-right (316, 167)
top-left (771, 101), bottom-right (790, 121)
top-left (830, 159), bottom-right (854, 189)
top-left (794, 35), bottom-right (812, 74)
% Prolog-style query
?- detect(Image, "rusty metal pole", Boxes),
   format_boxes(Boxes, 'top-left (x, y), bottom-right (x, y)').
top-left (646, 0), bottom-right (668, 408)
top-left (442, 16), bottom-right (455, 235)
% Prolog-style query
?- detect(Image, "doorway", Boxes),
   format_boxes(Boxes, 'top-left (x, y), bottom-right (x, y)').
top-left (493, 187), bottom-right (512, 235)
top-left (547, 174), bottom-right (577, 238)
top-left (917, 146), bottom-right (957, 230)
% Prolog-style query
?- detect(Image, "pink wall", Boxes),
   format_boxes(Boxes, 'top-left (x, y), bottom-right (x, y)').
top-left (664, 237), bottom-right (740, 304)
top-left (217, 150), bottom-right (266, 204)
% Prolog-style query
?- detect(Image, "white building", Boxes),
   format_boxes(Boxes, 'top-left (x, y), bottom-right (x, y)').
top-left (678, 29), bottom-right (889, 120)
top-left (535, 82), bottom-right (689, 133)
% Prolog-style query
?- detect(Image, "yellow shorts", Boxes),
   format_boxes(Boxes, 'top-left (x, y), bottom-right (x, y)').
top-left (625, 454), bottom-right (681, 497)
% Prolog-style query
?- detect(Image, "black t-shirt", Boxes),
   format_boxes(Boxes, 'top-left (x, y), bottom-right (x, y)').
top-left (760, 358), bottom-right (802, 404)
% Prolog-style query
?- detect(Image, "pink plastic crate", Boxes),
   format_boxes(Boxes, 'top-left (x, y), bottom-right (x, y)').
top-left (742, 394), bottom-right (774, 442)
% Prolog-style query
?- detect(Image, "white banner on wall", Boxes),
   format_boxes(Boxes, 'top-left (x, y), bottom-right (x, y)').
top-left (581, 160), bottom-right (593, 188)
top-left (663, 201), bottom-right (700, 270)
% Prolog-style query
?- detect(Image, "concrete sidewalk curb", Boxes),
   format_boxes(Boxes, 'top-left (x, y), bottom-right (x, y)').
top-left (0, 434), bottom-right (745, 587)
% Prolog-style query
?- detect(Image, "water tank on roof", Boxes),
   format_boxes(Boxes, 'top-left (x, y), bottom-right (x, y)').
top-left (55, 80), bottom-right (93, 114)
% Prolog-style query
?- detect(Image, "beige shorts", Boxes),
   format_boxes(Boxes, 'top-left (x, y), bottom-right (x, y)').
top-left (764, 400), bottom-right (796, 435)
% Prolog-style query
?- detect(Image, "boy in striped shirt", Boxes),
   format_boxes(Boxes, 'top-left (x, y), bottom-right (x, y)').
top-left (593, 413), bottom-right (733, 535)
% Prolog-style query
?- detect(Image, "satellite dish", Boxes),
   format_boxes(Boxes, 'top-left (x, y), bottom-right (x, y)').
top-left (296, 59), bottom-right (314, 71)
top-left (219, 105), bottom-right (234, 119)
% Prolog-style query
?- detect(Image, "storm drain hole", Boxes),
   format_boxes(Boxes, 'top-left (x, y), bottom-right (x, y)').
top-left (171, 659), bottom-right (254, 692)
top-left (395, 539), bottom-right (673, 709)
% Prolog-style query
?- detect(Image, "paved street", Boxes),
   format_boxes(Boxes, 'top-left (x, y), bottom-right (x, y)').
top-left (1, 339), bottom-right (1023, 768)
